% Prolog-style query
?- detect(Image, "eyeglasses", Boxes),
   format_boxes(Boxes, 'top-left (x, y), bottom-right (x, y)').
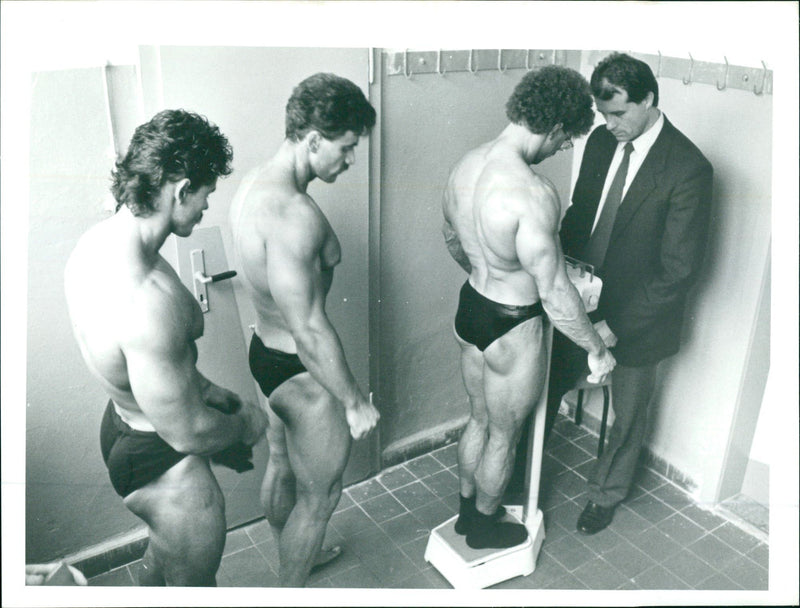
top-left (559, 136), bottom-right (574, 151)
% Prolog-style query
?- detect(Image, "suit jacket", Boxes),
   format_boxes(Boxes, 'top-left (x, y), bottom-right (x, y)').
top-left (561, 116), bottom-right (713, 366)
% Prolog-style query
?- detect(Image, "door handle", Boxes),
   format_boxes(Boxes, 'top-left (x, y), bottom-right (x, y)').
top-left (195, 269), bottom-right (237, 284)
top-left (190, 249), bottom-right (236, 313)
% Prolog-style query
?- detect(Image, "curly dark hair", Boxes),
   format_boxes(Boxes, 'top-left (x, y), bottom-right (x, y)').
top-left (506, 65), bottom-right (595, 138)
top-left (111, 109), bottom-right (233, 216)
top-left (285, 73), bottom-right (376, 142)
top-left (591, 52), bottom-right (659, 106)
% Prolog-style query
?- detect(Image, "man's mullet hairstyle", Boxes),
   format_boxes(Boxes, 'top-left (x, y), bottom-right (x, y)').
top-left (111, 109), bottom-right (233, 216)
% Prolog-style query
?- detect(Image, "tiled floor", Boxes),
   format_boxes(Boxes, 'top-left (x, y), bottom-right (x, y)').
top-left (88, 414), bottom-right (769, 590)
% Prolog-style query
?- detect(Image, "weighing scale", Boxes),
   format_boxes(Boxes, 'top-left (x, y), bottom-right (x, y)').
top-left (424, 258), bottom-right (601, 589)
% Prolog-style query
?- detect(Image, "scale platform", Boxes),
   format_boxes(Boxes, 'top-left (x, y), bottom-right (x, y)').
top-left (424, 505), bottom-right (545, 589)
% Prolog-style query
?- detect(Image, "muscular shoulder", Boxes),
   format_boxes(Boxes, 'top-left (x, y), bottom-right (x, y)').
top-left (482, 162), bottom-right (560, 223)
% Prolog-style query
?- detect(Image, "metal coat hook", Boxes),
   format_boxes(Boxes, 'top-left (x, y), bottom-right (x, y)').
top-left (525, 49), bottom-right (533, 71)
top-left (682, 52), bottom-right (694, 85)
top-left (552, 49), bottom-right (557, 66)
top-left (754, 60), bottom-right (767, 95)
top-left (497, 49), bottom-right (506, 73)
top-left (468, 49), bottom-right (478, 75)
top-left (716, 56), bottom-right (729, 91)
top-left (437, 49), bottom-right (446, 76)
top-left (404, 49), bottom-right (413, 79)
top-left (656, 51), bottom-right (662, 79)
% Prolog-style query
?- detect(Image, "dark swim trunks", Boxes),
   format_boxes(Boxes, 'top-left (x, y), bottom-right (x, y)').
top-left (248, 333), bottom-right (308, 397)
top-left (454, 280), bottom-right (544, 352)
top-left (100, 400), bottom-right (187, 498)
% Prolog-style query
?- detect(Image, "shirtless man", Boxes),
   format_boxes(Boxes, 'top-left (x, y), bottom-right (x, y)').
top-left (442, 66), bottom-right (617, 550)
top-left (64, 110), bottom-right (268, 586)
top-left (230, 73), bottom-right (379, 587)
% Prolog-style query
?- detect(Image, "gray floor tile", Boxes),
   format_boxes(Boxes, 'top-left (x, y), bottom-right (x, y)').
top-left (626, 493), bottom-right (678, 525)
top-left (573, 432), bottom-right (602, 457)
top-left (420, 469), bottom-right (460, 498)
top-left (355, 496), bottom-right (404, 527)
top-left (660, 548), bottom-right (718, 587)
top-left (348, 478), bottom-right (387, 503)
top-left (609, 504), bottom-right (653, 540)
top-left (681, 503), bottom-right (726, 531)
top-left (713, 521), bottom-right (761, 554)
top-left (88, 564), bottom-right (134, 586)
top-left (404, 454), bottom-right (445, 479)
top-left (379, 511), bottom-right (429, 546)
top-left (360, 544), bottom-right (420, 586)
top-left (552, 469), bottom-right (588, 499)
top-left (218, 545), bottom-right (278, 587)
top-left (650, 481), bottom-right (693, 510)
top-left (549, 442), bottom-right (594, 469)
top-left (346, 526), bottom-right (395, 559)
top-left (399, 536), bottom-right (432, 571)
top-left (223, 527), bottom-right (253, 556)
top-left (546, 572), bottom-right (590, 589)
top-left (657, 512), bottom-right (707, 546)
top-left (377, 465), bottom-right (417, 491)
top-left (572, 459), bottom-right (595, 481)
top-left (553, 418), bottom-right (589, 441)
top-left (576, 525), bottom-right (626, 556)
top-left (632, 564), bottom-right (692, 590)
top-left (390, 570), bottom-right (436, 589)
top-left (410, 499), bottom-right (456, 531)
top-left (430, 443), bottom-right (458, 468)
top-left (422, 565), bottom-right (453, 588)
top-left (244, 518), bottom-right (272, 545)
top-left (602, 539), bottom-right (657, 578)
top-left (514, 549), bottom-right (569, 589)
top-left (720, 553), bottom-right (768, 590)
top-left (329, 504), bottom-right (376, 538)
top-left (746, 542), bottom-right (769, 569)
top-left (572, 555), bottom-right (629, 590)
top-left (543, 498), bottom-right (583, 532)
top-left (334, 490), bottom-right (356, 513)
top-left (254, 537), bottom-right (280, 573)
top-left (695, 571), bottom-right (743, 590)
top-left (629, 526), bottom-right (684, 563)
top-left (391, 480), bottom-right (439, 511)
top-left (326, 563), bottom-right (381, 588)
top-left (686, 532), bottom-right (743, 570)
top-left (545, 533), bottom-right (598, 572)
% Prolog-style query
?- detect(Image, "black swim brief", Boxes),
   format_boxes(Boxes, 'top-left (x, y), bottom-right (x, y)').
top-left (248, 334), bottom-right (308, 397)
top-left (100, 400), bottom-right (187, 498)
top-left (100, 401), bottom-right (255, 497)
top-left (454, 281), bottom-right (544, 352)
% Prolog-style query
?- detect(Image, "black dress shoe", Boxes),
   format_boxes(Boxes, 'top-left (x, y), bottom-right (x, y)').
top-left (577, 501), bottom-right (616, 535)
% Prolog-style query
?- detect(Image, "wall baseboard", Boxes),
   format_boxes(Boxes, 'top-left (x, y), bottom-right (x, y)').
top-left (381, 415), bottom-right (469, 468)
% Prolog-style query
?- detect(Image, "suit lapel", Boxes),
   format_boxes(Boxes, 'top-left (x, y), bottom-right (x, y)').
top-left (609, 118), bottom-right (674, 242)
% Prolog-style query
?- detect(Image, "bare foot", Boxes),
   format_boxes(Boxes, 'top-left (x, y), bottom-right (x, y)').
top-left (310, 545), bottom-right (342, 573)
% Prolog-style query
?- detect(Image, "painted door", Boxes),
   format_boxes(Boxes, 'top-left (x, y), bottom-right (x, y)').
top-left (162, 226), bottom-right (266, 527)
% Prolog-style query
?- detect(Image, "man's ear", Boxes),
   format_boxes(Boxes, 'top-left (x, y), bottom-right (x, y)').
top-left (307, 131), bottom-right (321, 153)
top-left (548, 123), bottom-right (564, 142)
top-left (173, 178), bottom-right (191, 204)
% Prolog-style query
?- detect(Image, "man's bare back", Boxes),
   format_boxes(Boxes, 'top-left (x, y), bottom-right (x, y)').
top-left (444, 142), bottom-right (563, 306)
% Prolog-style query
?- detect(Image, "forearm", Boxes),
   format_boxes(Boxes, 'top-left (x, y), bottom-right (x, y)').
top-left (293, 321), bottom-right (364, 409)
top-left (542, 277), bottom-right (607, 356)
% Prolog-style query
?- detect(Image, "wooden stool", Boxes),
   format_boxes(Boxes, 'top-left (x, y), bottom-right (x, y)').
top-left (573, 377), bottom-right (612, 457)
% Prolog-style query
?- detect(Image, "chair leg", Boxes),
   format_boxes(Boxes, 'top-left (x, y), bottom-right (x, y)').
top-left (575, 389), bottom-right (584, 426)
top-left (598, 386), bottom-right (610, 457)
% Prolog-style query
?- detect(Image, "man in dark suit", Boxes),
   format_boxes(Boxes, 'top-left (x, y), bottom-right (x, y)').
top-left (547, 52), bottom-right (713, 535)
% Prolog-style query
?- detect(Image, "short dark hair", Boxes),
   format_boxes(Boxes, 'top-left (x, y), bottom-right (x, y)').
top-left (506, 65), bottom-right (595, 138)
top-left (111, 109), bottom-right (233, 216)
top-left (285, 73), bottom-right (376, 142)
top-left (591, 52), bottom-right (659, 106)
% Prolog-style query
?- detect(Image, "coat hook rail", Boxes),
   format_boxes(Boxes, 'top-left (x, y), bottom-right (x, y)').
top-left (386, 49), bottom-right (562, 77)
top-left (587, 50), bottom-right (772, 95)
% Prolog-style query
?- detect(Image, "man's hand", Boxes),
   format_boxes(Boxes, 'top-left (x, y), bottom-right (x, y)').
top-left (586, 347), bottom-right (616, 384)
top-left (239, 399), bottom-right (269, 446)
top-left (345, 393), bottom-right (380, 440)
top-left (593, 320), bottom-right (618, 348)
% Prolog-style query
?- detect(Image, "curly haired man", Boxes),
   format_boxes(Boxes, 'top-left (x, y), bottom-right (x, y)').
top-left (442, 66), bottom-right (616, 549)
top-left (65, 110), bottom-right (268, 585)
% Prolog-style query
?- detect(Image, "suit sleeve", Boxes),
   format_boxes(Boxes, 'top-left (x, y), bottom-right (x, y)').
top-left (607, 158), bottom-right (713, 340)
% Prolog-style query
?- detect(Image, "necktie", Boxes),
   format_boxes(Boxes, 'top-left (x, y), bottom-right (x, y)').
top-left (583, 142), bottom-right (634, 270)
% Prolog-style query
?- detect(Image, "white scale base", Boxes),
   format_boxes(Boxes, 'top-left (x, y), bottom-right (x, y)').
top-left (424, 505), bottom-right (545, 590)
